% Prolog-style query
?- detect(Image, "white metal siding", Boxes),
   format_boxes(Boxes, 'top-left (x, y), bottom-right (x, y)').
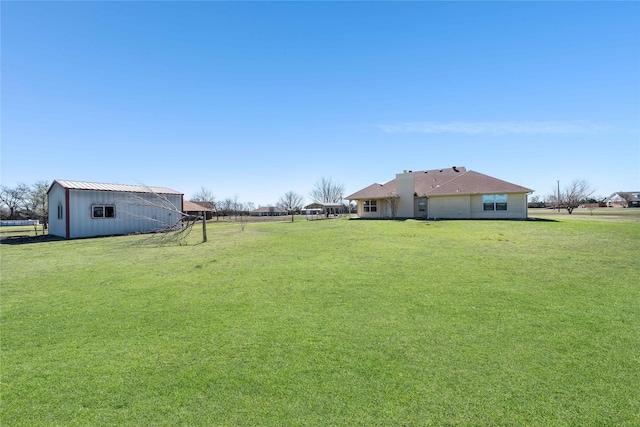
top-left (67, 190), bottom-right (182, 239)
top-left (48, 183), bottom-right (67, 238)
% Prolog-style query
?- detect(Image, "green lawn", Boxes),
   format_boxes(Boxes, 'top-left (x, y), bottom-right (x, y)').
top-left (2, 216), bottom-right (639, 426)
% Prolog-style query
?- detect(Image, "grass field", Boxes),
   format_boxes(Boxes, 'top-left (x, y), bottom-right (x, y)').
top-left (1, 214), bottom-right (639, 425)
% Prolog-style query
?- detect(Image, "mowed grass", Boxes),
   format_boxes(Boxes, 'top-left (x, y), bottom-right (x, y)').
top-left (1, 216), bottom-right (639, 425)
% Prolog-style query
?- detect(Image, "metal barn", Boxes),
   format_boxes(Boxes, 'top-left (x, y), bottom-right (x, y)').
top-left (47, 180), bottom-right (183, 239)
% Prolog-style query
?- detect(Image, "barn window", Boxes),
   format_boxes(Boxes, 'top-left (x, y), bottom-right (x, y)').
top-left (92, 204), bottom-right (116, 218)
top-left (483, 194), bottom-right (508, 211)
top-left (57, 205), bottom-right (63, 220)
top-left (364, 200), bottom-right (377, 213)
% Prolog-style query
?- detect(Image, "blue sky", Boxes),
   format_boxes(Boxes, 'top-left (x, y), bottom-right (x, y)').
top-left (2, 1), bottom-right (639, 206)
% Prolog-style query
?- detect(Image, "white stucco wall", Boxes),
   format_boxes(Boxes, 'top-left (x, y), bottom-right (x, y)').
top-left (353, 192), bottom-right (529, 220)
top-left (357, 199), bottom-right (386, 218)
top-left (469, 193), bottom-right (528, 219)
top-left (396, 172), bottom-right (415, 218)
top-left (428, 195), bottom-right (471, 219)
top-left (428, 193), bottom-right (528, 219)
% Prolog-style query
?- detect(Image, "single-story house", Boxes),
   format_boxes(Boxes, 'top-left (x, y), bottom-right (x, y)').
top-left (603, 192), bottom-right (640, 208)
top-left (250, 206), bottom-right (286, 217)
top-left (346, 166), bottom-right (533, 220)
top-left (48, 180), bottom-right (183, 239)
top-left (183, 201), bottom-right (215, 220)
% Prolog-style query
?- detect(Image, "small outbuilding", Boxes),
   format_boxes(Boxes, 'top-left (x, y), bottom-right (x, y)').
top-left (183, 201), bottom-right (215, 220)
top-left (250, 206), bottom-right (286, 217)
top-left (48, 179), bottom-right (183, 239)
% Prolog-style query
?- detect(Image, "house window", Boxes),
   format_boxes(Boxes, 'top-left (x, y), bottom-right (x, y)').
top-left (57, 205), bottom-right (63, 220)
top-left (418, 199), bottom-right (426, 212)
top-left (483, 194), bottom-right (508, 211)
top-left (92, 204), bottom-right (116, 218)
top-left (364, 200), bottom-right (377, 213)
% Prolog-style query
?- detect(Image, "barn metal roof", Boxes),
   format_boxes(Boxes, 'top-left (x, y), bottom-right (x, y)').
top-left (50, 179), bottom-right (182, 195)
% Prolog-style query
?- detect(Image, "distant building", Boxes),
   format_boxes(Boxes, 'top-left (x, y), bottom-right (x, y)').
top-left (250, 206), bottom-right (286, 216)
top-left (183, 201), bottom-right (215, 220)
top-left (603, 192), bottom-right (640, 208)
top-left (48, 180), bottom-right (183, 239)
top-left (301, 203), bottom-right (345, 217)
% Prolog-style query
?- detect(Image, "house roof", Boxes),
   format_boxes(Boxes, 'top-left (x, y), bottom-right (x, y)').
top-left (603, 192), bottom-right (640, 202)
top-left (49, 179), bottom-right (182, 195)
top-left (346, 167), bottom-right (532, 199)
top-left (424, 170), bottom-right (533, 196)
top-left (345, 182), bottom-right (396, 200)
top-left (183, 201), bottom-right (213, 212)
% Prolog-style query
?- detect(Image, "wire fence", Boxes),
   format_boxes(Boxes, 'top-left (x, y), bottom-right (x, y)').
top-left (0, 224), bottom-right (48, 240)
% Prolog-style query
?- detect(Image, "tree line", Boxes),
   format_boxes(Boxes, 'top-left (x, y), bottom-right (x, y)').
top-left (528, 179), bottom-right (598, 214)
top-left (2, 177), bottom-right (604, 227)
top-left (190, 177), bottom-right (349, 216)
top-left (0, 177), bottom-right (349, 224)
top-left (0, 181), bottom-right (50, 225)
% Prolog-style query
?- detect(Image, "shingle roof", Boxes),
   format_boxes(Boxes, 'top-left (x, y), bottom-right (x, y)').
top-left (183, 201), bottom-right (213, 212)
top-left (414, 167), bottom-right (467, 196)
top-left (346, 167), bottom-right (532, 199)
top-left (604, 192), bottom-right (640, 202)
top-left (425, 170), bottom-right (533, 196)
top-left (50, 179), bottom-right (182, 195)
top-left (346, 182), bottom-right (396, 200)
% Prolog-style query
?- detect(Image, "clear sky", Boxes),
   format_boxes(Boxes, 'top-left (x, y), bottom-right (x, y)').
top-left (2, 1), bottom-right (639, 206)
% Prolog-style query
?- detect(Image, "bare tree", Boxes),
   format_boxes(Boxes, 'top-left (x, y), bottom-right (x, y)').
top-left (278, 191), bottom-right (304, 214)
top-left (117, 186), bottom-right (207, 245)
top-left (220, 198), bottom-right (234, 218)
top-left (25, 181), bottom-right (50, 233)
top-left (191, 187), bottom-right (215, 203)
top-left (228, 195), bottom-right (250, 230)
top-left (237, 210), bottom-right (249, 231)
top-left (561, 179), bottom-right (595, 214)
top-left (0, 183), bottom-right (29, 220)
top-left (191, 187), bottom-right (216, 215)
top-left (122, 191), bottom-right (186, 230)
top-left (233, 194), bottom-right (242, 219)
top-left (190, 186), bottom-right (216, 240)
top-left (310, 177), bottom-right (344, 204)
top-left (385, 195), bottom-right (400, 219)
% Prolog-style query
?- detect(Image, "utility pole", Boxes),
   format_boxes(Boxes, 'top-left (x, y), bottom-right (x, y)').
top-left (557, 180), bottom-right (560, 213)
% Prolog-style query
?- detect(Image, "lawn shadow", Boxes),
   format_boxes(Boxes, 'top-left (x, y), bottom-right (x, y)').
top-left (526, 217), bottom-right (559, 223)
top-left (0, 235), bottom-right (65, 245)
top-left (349, 217), bottom-right (559, 223)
